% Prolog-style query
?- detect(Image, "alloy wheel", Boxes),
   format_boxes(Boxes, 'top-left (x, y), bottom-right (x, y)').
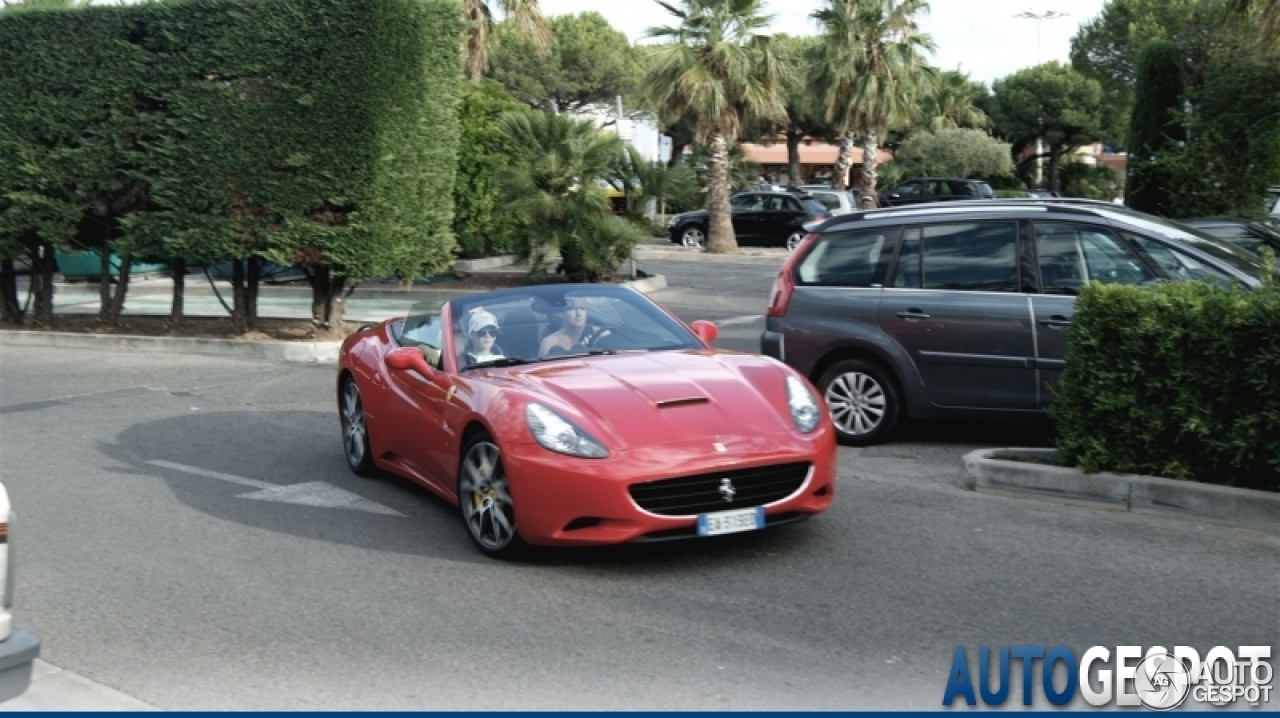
top-left (459, 440), bottom-right (517, 553)
top-left (824, 371), bottom-right (887, 436)
top-left (341, 381), bottom-right (368, 469)
top-left (786, 232), bottom-right (805, 251)
top-left (681, 227), bottom-right (706, 248)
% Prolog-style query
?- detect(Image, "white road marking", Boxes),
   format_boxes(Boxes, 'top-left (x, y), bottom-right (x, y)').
top-left (715, 315), bottom-right (764, 327)
top-left (146, 460), bottom-right (404, 516)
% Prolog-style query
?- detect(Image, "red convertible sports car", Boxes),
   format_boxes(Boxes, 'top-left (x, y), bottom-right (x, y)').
top-left (337, 283), bottom-right (836, 558)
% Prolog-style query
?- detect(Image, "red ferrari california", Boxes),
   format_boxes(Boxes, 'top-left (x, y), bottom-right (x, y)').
top-left (337, 283), bottom-right (836, 558)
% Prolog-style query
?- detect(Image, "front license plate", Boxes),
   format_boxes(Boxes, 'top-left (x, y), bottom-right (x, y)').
top-left (697, 507), bottom-right (765, 537)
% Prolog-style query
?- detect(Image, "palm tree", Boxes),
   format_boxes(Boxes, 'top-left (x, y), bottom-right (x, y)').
top-left (498, 111), bottom-right (643, 282)
top-left (812, 0), bottom-right (935, 207)
top-left (463, 0), bottom-right (549, 81)
top-left (919, 70), bottom-right (989, 132)
top-left (643, 0), bottom-right (789, 253)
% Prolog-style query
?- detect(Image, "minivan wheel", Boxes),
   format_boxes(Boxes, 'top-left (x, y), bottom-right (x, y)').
top-left (817, 359), bottom-right (902, 446)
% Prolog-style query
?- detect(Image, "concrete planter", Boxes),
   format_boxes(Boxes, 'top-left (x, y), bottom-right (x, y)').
top-left (962, 448), bottom-right (1280, 531)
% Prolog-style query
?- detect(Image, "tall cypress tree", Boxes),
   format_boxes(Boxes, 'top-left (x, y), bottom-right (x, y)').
top-left (1126, 40), bottom-right (1186, 216)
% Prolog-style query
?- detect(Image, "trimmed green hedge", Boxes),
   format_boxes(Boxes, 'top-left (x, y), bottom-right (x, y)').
top-left (1050, 281), bottom-right (1280, 492)
top-left (0, 0), bottom-right (463, 324)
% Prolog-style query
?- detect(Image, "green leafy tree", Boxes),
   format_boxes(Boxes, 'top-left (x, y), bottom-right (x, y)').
top-left (497, 111), bottom-right (643, 281)
top-left (453, 80), bottom-right (525, 258)
top-left (1150, 48), bottom-right (1280, 218)
top-left (751, 35), bottom-right (837, 186)
top-left (488, 12), bottom-right (643, 114)
top-left (463, 0), bottom-right (548, 82)
top-left (890, 128), bottom-right (1011, 179)
top-left (1126, 40), bottom-right (1186, 217)
top-left (642, 0), bottom-right (788, 253)
top-left (988, 62), bottom-right (1104, 194)
top-left (1070, 0), bottom-right (1216, 141)
top-left (811, 0), bottom-right (935, 203)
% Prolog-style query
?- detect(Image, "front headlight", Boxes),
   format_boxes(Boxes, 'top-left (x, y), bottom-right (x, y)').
top-left (785, 375), bottom-right (821, 433)
top-left (525, 403), bottom-right (609, 458)
top-left (668, 214), bottom-right (682, 227)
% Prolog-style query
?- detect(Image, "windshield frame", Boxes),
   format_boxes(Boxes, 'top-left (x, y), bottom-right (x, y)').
top-left (444, 284), bottom-right (704, 372)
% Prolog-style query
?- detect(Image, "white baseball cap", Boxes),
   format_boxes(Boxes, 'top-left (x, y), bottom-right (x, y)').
top-left (468, 309), bottom-right (498, 335)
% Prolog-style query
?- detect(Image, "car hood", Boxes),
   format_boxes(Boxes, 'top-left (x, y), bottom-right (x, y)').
top-left (497, 350), bottom-right (795, 448)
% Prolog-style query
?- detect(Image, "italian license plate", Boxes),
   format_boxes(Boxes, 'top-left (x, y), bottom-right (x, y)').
top-left (697, 507), bottom-right (765, 537)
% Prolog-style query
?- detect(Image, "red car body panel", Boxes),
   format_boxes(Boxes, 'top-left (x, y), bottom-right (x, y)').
top-left (338, 300), bottom-right (836, 547)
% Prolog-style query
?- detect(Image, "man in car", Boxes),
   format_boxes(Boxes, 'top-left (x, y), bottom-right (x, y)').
top-left (538, 296), bottom-right (611, 357)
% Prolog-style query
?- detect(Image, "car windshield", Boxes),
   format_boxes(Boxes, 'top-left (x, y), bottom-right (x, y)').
top-left (1096, 207), bottom-right (1278, 283)
top-left (810, 193), bottom-right (842, 211)
top-left (443, 284), bottom-right (702, 371)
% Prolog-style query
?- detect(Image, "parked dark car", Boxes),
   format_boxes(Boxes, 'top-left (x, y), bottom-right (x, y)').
top-left (668, 191), bottom-right (831, 250)
top-left (878, 177), bottom-right (995, 207)
top-left (1183, 217), bottom-right (1280, 258)
top-left (760, 199), bottom-right (1274, 445)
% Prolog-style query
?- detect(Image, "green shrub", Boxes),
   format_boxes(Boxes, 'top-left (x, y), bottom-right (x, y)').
top-left (1050, 280), bottom-right (1280, 492)
top-left (453, 80), bottom-right (524, 259)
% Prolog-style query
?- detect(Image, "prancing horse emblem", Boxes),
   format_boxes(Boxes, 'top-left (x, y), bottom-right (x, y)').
top-left (718, 478), bottom-right (736, 502)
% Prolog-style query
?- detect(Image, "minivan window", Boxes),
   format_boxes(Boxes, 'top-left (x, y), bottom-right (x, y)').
top-left (1034, 222), bottom-right (1153, 294)
top-left (907, 222), bottom-right (1020, 292)
top-left (810, 193), bottom-right (842, 211)
top-left (1124, 234), bottom-right (1232, 285)
top-left (796, 230), bottom-right (893, 287)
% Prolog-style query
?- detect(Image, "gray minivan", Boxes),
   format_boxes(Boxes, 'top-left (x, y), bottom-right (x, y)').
top-left (761, 200), bottom-right (1273, 445)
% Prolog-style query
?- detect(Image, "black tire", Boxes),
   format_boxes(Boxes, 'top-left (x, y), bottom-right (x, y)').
top-left (457, 432), bottom-right (527, 560)
top-left (339, 376), bottom-right (378, 477)
top-left (817, 359), bottom-right (902, 446)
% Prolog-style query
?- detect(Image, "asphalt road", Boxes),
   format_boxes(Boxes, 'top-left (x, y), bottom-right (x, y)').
top-left (0, 254), bottom-right (1275, 709)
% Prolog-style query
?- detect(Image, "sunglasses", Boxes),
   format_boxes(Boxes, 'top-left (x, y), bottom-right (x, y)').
top-left (473, 327), bottom-right (498, 337)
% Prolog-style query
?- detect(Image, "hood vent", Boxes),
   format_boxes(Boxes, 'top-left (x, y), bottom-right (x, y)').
top-left (655, 396), bottom-right (710, 409)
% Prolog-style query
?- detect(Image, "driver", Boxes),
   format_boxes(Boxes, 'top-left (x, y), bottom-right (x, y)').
top-left (463, 308), bottom-right (505, 366)
top-left (538, 296), bottom-right (610, 357)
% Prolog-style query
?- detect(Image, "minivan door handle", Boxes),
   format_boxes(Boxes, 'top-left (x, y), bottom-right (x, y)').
top-left (1038, 314), bottom-right (1072, 329)
top-left (896, 309), bottom-right (931, 321)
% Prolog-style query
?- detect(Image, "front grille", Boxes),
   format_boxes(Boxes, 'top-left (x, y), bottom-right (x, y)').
top-left (628, 462), bottom-right (811, 516)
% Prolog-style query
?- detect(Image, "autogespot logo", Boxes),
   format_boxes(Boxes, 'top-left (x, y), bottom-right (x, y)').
top-left (942, 645), bottom-right (1273, 709)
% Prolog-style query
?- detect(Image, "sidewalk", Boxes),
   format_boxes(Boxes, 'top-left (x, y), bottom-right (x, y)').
top-left (0, 660), bottom-right (157, 711)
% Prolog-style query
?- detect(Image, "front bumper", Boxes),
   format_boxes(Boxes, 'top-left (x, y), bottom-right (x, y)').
top-left (501, 429), bottom-right (837, 546)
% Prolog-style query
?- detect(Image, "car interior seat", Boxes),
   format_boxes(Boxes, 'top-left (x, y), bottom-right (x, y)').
top-left (498, 309), bottom-right (541, 359)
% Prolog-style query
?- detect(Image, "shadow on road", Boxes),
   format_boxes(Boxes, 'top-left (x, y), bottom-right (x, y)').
top-left (891, 417), bottom-right (1056, 448)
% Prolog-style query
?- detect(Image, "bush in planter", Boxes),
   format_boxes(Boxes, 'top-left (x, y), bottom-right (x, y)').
top-left (1050, 279), bottom-right (1280, 492)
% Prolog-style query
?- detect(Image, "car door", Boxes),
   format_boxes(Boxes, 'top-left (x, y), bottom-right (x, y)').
top-left (759, 195), bottom-right (804, 245)
top-left (381, 313), bottom-right (454, 488)
top-left (729, 193), bottom-right (764, 243)
top-left (877, 220), bottom-right (1037, 410)
top-left (1028, 221), bottom-right (1156, 408)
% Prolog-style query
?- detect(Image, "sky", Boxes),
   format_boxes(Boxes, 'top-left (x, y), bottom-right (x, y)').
top-left (538, 0), bottom-right (1107, 86)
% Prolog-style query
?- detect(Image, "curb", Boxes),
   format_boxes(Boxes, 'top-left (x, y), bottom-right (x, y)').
top-left (962, 448), bottom-right (1280, 531)
top-left (635, 246), bottom-right (789, 265)
top-left (0, 329), bottom-right (338, 364)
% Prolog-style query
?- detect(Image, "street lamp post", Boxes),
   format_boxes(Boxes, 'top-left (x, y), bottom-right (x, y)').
top-left (1013, 9), bottom-right (1070, 188)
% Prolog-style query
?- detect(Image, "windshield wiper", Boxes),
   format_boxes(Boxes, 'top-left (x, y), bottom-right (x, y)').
top-left (464, 357), bottom-right (539, 370)
top-left (539, 350), bottom-right (618, 361)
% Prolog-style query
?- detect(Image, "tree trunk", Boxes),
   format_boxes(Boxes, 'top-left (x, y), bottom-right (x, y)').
top-left (31, 241), bottom-right (55, 328)
top-left (666, 143), bottom-right (684, 168)
top-left (246, 256), bottom-right (260, 330)
top-left (106, 252), bottom-right (131, 325)
top-left (231, 259), bottom-right (247, 334)
top-left (0, 259), bottom-right (22, 324)
top-left (704, 131), bottom-right (738, 254)
top-left (98, 247), bottom-right (111, 320)
top-left (169, 257), bottom-right (185, 329)
top-left (786, 131), bottom-right (803, 187)
top-left (308, 265), bottom-right (346, 334)
top-left (832, 131), bottom-right (855, 191)
top-left (1048, 145), bottom-right (1061, 194)
top-left (859, 131), bottom-right (882, 209)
